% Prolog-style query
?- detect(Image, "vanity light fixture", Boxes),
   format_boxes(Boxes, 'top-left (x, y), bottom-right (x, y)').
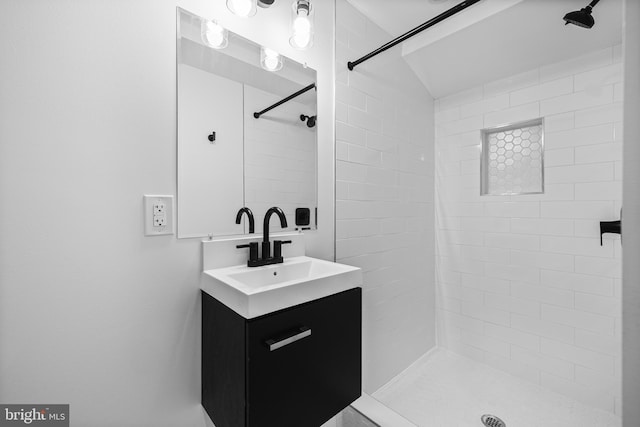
top-left (289, 0), bottom-right (314, 50)
top-left (226, 0), bottom-right (257, 17)
top-left (260, 47), bottom-right (283, 72)
top-left (201, 19), bottom-right (229, 49)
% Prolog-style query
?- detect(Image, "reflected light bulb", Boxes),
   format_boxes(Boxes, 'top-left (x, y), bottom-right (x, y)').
top-left (204, 22), bottom-right (224, 48)
top-left (264, 56), bottom-right (279, 70)
top-left (230, 0), bottom-right (252, 17)
top-left (262, 48), bottom-right (281, 71)
top-left (202, 20), bottom-right (228, 49)
top-left (292, 16), bottom-right (311, 47)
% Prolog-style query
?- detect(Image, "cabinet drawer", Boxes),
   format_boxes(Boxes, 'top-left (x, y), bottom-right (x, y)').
top-left (246, 288), bottom-right (362, 427)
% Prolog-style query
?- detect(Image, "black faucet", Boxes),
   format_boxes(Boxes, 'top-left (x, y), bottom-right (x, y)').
top-left (237, 207), bottom-right (291, 267)
top-left (261, 207), bottom-right (288, 261)
top-left (235, 207), bottom-right (255, 233)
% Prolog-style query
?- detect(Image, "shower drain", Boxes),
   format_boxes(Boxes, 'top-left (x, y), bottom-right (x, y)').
top-left (481, 414), bottom-right (506, 427)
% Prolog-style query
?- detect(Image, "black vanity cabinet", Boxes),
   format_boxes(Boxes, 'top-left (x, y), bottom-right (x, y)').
top-left (202, 287), bottom-right (362, 427)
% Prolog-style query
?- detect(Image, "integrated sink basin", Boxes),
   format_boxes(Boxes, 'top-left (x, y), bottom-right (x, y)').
top-left (202, 256), bottom-right (362, 319)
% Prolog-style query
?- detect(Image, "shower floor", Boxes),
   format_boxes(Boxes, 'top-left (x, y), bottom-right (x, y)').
top-left (372, 348), bottom-right (621, 427)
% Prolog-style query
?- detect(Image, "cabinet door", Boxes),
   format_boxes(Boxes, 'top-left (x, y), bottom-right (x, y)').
top-left (246, 288), bottom-right (362, 427)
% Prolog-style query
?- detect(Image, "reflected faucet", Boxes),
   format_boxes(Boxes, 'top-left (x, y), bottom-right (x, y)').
top-left (235, 207), bottom-right (255, 233)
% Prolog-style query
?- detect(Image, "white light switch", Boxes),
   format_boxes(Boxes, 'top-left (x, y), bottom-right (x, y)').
top-left (144, 195), bottom-right (174, 236)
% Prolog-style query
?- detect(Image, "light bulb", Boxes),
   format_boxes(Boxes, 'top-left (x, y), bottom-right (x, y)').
top-left (235, 0), bottom-right (251, 16)
top-left (201, 20), bottom-right (228, 49)
top-left (292, 17), bottom-right (311, 48)
top-left (290, 0), bottom-right (313, 49)
top-left (227, 0), bottom-right (257, 17)
top-left (261, 47), bottom-right (282, 72)
top-left (264, 56), bottom-right (279, 71)
top-left (294, 12), bottom-right (311, 33)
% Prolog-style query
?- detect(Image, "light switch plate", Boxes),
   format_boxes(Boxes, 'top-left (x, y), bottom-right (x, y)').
top-left (144, 195), bottom-right (174, 236)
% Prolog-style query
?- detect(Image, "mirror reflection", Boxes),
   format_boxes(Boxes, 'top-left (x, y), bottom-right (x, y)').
top-left (177, 8), bottom-right (318, 238)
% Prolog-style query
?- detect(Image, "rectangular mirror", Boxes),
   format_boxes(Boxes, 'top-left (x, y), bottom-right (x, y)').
top-left (177, 8), bottom-right (318, 238)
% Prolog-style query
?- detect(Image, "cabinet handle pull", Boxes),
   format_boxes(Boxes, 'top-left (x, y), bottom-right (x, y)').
top-left (265, 326), bottom-right (311, 351)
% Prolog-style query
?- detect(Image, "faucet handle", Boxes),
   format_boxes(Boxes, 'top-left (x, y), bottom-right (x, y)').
top-left (236, 242), bottom-right (259, 264)
top-left (273, 240), bottom-right (292, 260)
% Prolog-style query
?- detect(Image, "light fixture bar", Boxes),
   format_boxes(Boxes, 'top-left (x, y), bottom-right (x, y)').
top-left (347, 0), bottom-right (482, 71)
top-left (253, 83), bottom-right (316, 119)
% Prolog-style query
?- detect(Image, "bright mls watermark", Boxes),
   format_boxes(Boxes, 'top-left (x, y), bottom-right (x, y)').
top-left (0, 405), bottom-right (68, 426)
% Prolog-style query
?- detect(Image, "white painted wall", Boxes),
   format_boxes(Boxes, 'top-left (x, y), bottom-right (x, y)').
top-left (622, 0), bottom-right (640, 425)
top-left (0, 1), bottom-right (334, 426)
top-left (435, 46), bottom-right (623, 415)
top-left (335, 0), bottom-right (436, 393)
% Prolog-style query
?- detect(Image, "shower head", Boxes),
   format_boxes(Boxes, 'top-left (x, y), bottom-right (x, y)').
top-left (563, 8), bottom-right (595, 28)
top-left (307, 116), bottom-right (316, 128)
top-left (300, 114), bottom-right (316, 128)
top-left (563, 0), bottom-right (600, 28)
top-left (257, 0), bottom-right (275, 7)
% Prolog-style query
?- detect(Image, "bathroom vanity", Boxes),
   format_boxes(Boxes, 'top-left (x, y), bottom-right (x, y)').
top-left (202, 287), bottom-right (361, 427)
top-left (201, 235), bottom-right (362, 427)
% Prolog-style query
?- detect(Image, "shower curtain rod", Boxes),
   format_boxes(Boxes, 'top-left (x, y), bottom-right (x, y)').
top-left (347, 0), bottom-right (483, 71)
top-left (253, 83), bottom-right (316, 119)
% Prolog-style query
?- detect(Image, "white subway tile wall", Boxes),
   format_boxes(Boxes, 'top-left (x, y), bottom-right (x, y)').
top-left (435, 46), bottom-right (622, 415)
top-left (244, 86), bottom-right (317, 233)
top-left (336, 0), bottom-right (436, 393)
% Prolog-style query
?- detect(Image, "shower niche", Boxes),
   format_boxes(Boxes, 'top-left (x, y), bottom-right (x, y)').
top-left (480, 118), bottom-right (545, 196)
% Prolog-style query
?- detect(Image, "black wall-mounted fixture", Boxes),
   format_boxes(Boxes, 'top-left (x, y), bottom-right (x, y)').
top-left (600, 220), bottom-right (621, 245)
top-left (300, 114), bottom-right (316, 128)
top-left (563, 0), bottom-right (601, 28)
top-left (258, 0), bottom-right (275, 8)
top-left (600, 208), bottom-right (621, 246)
top-left (208, 131), bottom-right (216, 142)
top-left (295, 207), bottom-right (311, 226)
top-left (254, 83), bottom-right (316, 119)
top-left (347, 0), bottom-right (482, 71)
